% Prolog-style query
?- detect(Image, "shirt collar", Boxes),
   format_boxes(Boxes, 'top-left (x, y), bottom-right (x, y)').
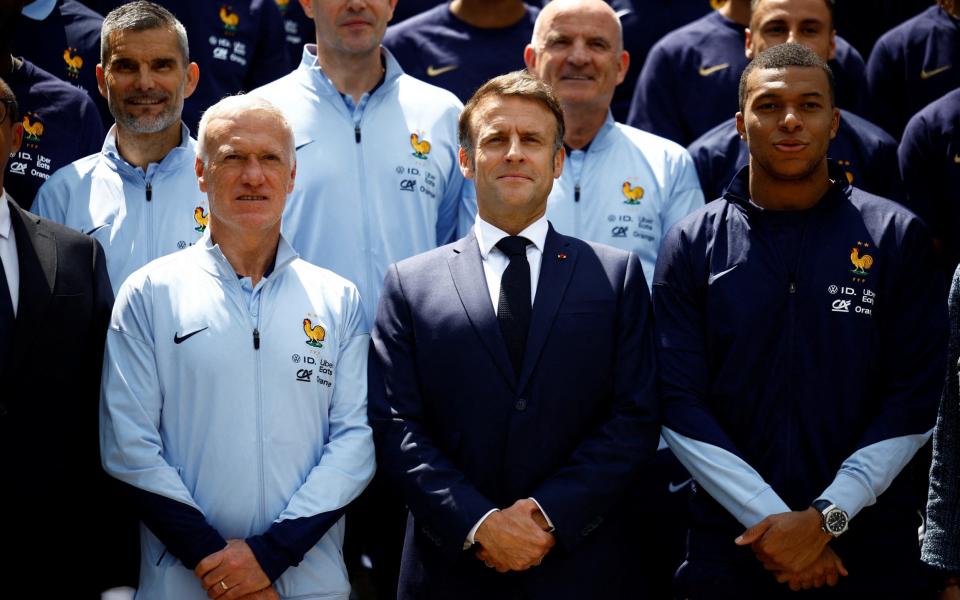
top-left (0, 191), bottom-right (11, 242)
top-left (197, 230), bottom-right (299, 280)
top-left (299, 44), bottom-right (404, 97)
top-left (21, 0), bottom-right (56, 20)
top-left (474, 213), bottom-right (549, 260)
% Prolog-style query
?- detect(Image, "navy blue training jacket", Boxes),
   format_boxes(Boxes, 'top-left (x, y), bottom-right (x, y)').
top-left (653, 163), bottom-right (946, 535)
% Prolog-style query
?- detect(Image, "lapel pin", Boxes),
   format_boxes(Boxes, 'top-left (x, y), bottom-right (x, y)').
top-left (557, 252), bottom-right (567, 260)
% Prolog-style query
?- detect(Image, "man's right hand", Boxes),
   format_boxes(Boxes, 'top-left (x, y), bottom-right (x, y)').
top-left (473, 499), bottom-right (555, 572)
top-left (772, 545), bottom-right (848, 591)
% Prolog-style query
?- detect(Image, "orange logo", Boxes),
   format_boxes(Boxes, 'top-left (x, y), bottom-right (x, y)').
top-left (63, 48), bottom-right (83, 76)
top-left (219, 6), bottom-right (239, 33)
top-left (850, 241), bottom-right (874, 282)
top-left (622, 180), bottom-right (644, 205)
top-left (22, 114), bottom-right (44, 143)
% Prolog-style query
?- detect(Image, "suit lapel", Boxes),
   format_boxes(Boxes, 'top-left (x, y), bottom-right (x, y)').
top-left (447, 231), bottom-right (517, 387)
top-left (10, 203), bottom-right (56, 366)
top-left (517, 226), bottom-right (577, 392)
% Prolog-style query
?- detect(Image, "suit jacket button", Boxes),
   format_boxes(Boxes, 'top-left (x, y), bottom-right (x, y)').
top-left (515, 398), bottom-right (527, 411)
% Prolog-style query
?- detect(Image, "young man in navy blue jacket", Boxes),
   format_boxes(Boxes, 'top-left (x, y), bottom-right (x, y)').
top-left (655, 43), bottom-right (947, 598)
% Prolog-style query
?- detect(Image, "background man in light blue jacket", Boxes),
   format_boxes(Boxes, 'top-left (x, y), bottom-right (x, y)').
top-left (34, 1), bottom-right (207, 294)
top-left (100, 94), bottom-right (375, 600)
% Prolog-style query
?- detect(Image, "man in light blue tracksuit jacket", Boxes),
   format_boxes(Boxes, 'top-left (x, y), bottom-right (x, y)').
top-left (34, 2), bottom-right (207, 295)
top-left (100, 95), bottom-right (375, 600)
top-left (251, 35), bottom-right (473, 328)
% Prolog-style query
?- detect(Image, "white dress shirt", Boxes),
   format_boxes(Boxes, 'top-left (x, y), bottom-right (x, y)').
top-left (474, 212), bottom-right (548, 313)
top-left (0, 191), bottom-right (19, 316)
top-left (464, 213), bottom-right (554, 548)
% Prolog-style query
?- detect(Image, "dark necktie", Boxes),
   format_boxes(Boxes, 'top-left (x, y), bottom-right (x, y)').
top-left (495, 236), bottom-right (532, 377)
top-left (0, 255), bottom-right (15, 373)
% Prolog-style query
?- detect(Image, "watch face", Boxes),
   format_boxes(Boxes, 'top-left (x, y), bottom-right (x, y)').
top-left (825, 509), bottom-right (848, 534)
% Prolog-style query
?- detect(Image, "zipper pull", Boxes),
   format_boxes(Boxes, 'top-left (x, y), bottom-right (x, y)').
top-left (253, 328), bottom-right (260, 350)
top-left (788, 276), bottom-right (797, 294)
top-left (354, 125), bottom-right (361, 143)
top-left (574, 184), bottom-right (580, 203)
top-left (146, 181), bottom-right (152, 202)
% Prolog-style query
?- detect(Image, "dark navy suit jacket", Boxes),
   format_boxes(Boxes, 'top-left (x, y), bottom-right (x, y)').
top-left (369, 225), bottom-right (660, 599)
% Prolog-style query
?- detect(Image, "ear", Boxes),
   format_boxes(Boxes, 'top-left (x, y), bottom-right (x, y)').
top-left (195, 155), bottom-right (207, 192)
top-left (387, 0), bottom-right (398, 23)
top-left (735, 111), bottom-right (747, 141)
top-left (552, 146), bottom-right (565, 179)
top-left (523, 44), bottom-right (537, 72)
top-left (183, 63), bottom-right (200, 99)
top-left (458, 146), bottom-right (475, 180)
top-left (744, 28), bottom-right (755, 60)
top-left (615, 50), bottom-right (629, 85)
top-left (829, 107), bottom-right (840, 140)
top-left (287, 160), bottom-right (297, 194)
top-left (298, 0), bottom-right (314, 19)
top-left (96, 63), bottom-right (108, 100)
top-left (827, 29), bottom-right (836, 60)
top-left (9, 121), bottom-right (22, 156)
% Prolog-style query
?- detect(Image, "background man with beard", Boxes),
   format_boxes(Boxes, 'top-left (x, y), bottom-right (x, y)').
top-left (34, 0), bottom-right (208, 294)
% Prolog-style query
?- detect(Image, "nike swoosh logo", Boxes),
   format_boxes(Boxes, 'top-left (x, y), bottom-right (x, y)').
top-left (698, 63), bottom-right (729, 77)
top-left (667, 478), bottom-right (693, 493)
top-left (708, 264), bottom-right (739, 284)
top-left (920, 65), bottom-right (951, 80)
top-left (426, 64), bottom-right (457, 77)
top-left (174, 327), bottom-right (208, 344)
top-left (84, 223), bottom-right (109, 236)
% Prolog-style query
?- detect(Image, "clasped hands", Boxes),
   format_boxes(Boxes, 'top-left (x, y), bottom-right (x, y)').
top-left (194, 539), bottom-right (278, 600)
top-left (474, 498), bottom-right (556, 573)
top-left (736, 508), bottom-right (849, 591)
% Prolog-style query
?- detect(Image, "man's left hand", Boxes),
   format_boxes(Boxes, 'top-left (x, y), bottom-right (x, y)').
top-left (735, 508), bottom-right (831, 573)
top-left (195, 539), bottom-right (271, 599)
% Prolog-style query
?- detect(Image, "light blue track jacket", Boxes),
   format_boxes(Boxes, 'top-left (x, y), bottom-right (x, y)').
top-left (33, 123), bottom-right (208, 294)
top-left (100, 234), bottom-right (375, 600)
top-left (546, 114), bottom-right (704, 288)
top-left (252, 46), bottom-right (472, 326)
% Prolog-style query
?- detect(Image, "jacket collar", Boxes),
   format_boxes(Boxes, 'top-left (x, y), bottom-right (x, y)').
top-left (194, 231), bottom-right (299, 283)
top-left (295, 44), bottom-right (404, 102)
top-left (101, 122), bottom-right (196, 177)
top-left (723, 160), bottom-right (851, 217)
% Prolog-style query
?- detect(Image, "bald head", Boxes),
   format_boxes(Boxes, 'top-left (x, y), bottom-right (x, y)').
top-left (524, 0), bottom-right (628, 117)
top-left (531, 0), bottom-right (623, 53)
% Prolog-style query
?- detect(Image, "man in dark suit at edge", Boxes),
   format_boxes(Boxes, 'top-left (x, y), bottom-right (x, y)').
top-left (368, 70), bottom-right (660, 599)
top-left (0, 76), bottom-right (135, 597)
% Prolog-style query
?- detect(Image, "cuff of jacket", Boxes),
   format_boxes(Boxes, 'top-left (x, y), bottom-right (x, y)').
top-left (246, 508), bottom-right (347, 582)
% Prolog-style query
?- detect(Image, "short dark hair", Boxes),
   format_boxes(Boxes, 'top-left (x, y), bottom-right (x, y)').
top-left (101, 0), bottom-right (189, 65)
top-left (0, 76), bottom-right (18, 124)
top-left (750, 0), bottom-right (835, 28)
top-left (459, 70), bottom-right (565, 157)
top-left (738, 42), bottom-right (835, 112)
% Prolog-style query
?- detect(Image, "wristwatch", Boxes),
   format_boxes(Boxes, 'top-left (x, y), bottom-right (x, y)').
top-left (812, 499), bottom-right (849, 537)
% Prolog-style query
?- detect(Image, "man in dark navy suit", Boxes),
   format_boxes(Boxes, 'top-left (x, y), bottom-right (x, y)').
top-left (368, 70), bottom-right (660, 600)
top-left (0, 76), bottom-right (136, 597)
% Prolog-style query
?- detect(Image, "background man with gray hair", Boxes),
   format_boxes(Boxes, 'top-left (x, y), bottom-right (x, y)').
top-left (101, 94), bottom-right (375, 600)
top-left (34, 0), bottom-right (207, 294)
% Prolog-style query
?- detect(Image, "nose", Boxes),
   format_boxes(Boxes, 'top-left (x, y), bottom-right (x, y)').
top-left (504, 134), bottom-right (525, 162)
top-left (135, 64), bottom-right (155, 90)
top-left (241, 156), bottom-right (266, 184)
top-left (786, 29), bottom-right (800, 44)
top-left (780, 107), bottom-right (802, 132)
top-left (567, 39), bottom-right (589, 66)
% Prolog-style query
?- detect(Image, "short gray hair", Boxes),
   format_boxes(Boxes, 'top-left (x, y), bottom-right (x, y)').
top-left (196, 95), bottom-right (295, 165)
top-left (101, 1), bottom-right (189, 65)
